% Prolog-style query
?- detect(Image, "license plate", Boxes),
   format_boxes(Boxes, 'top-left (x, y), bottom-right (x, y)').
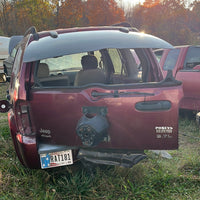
top-left (40, 150), bottom-right (73, 169)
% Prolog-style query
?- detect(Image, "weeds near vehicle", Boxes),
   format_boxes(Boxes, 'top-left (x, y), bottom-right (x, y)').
top-left (0, 84), bottom-right (200, 199)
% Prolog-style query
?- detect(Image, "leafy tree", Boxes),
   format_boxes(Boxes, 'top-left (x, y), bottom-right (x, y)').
top-left (0, 0), bottom-right (125, 35)
top-left (143, 0), bottom-right (160, 8)
top-left (85, 0), bottom-right (125, 26)
top-left (126, 0), bottom-right (198, 45)
top-left (188, 0), bottom-right (200, 33)
top-left (0, 0), bottom-right (198, 45)
top-left (0, 0), bottom-right (55, 36)
top-left (57, 0), bottom-right (83, 28)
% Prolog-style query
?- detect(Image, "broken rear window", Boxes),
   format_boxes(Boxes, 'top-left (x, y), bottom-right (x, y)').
top-left (33, 48), bottom-right (159, 87)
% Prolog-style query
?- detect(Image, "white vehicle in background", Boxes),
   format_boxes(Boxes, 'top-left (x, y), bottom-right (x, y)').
top-left (0, 36), bottom-right (9, 73)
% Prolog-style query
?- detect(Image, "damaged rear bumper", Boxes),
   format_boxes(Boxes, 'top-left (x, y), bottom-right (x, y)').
top-left (38, 143), bottom-right (146, 169)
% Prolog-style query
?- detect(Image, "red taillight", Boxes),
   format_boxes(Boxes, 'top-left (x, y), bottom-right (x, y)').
top-left (16, 133), bottom-right (23, 143)
top-left (15, 101), bottom-right (33, 135)
top-left (13, 89), bottom-right (18, 102)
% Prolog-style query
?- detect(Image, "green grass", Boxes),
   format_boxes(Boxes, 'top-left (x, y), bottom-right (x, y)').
top-left (0, 84), bottom-right (200, 199)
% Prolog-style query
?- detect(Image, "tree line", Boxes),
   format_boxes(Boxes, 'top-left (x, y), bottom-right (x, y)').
top-left (0, 0), bottom-right (199, 45)
top-left (126, 0), bottom-right (200, 45)
top-left (0, 0), bottom-right (125, 35)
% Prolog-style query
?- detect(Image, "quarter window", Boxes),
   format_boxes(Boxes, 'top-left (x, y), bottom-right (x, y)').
top-left (163, 49), bottom-right (180, 71)
top-left (184, 47), bottom-right (200, 69)
top-left (10, 47), bottom-right (22, 89)
top-left (11, 47), bottom-right (17, 58)
top-left (108, 49), bottom-right (123, 75)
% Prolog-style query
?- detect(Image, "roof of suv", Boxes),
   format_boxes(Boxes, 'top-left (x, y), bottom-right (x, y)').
top-left (22, 26), bottom-right (174, 62)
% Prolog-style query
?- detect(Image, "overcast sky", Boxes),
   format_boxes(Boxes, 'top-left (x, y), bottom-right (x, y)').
top-left (120, 0), bottom-right (195, 8)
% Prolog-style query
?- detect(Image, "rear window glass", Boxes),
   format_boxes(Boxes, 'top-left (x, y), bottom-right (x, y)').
top-left (163, 49), bottom-right (180, 71)
top-left (33, 48), bottom-right (156, 87)
top-left (184, 47), bottom-right (200, 69)
top-left (41, 53), bottom-right (87, 74)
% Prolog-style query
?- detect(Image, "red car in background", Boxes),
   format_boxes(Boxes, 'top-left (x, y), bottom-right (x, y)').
top-left (154, 45), bottom-right (200, 111)
top-left (0, 25), bottom-right (183, 170)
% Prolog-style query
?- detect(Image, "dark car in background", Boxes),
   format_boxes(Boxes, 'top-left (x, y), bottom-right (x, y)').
top-left (154, 45), bottom-right (200, 111)
top-left (0, 25), bottom-right (183, 170)
top-left (3, 36), bottom-right (23, 78)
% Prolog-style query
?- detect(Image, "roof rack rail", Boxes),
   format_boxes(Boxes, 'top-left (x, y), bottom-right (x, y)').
top-left (111, 22), bottom-right (139, 32)
top-left (24, 26), bottom-right (39, 41)
top-left (24, 26), bottom-right (37, 37)
top-left (112, 22), bottom-right (132, 27)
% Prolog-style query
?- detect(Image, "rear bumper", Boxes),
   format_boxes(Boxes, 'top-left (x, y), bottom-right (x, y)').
top-left (11, 121), bottom-right (146, 169)
top-left (15, 134), bottom-right (147, 169)
top-left (38, 143), bottom-right (146, 168)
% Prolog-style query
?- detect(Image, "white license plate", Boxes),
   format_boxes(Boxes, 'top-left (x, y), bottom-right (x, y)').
top-left (40, 150), bottom-right (73, 169)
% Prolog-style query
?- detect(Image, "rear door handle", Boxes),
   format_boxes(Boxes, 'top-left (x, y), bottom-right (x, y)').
top-left (135, 101), bottom-right (171, 111)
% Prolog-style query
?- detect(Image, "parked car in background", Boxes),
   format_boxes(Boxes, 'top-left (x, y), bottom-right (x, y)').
top-left (3, 36), bottom-right (23, 78)
top-left (0, 36), bottom-right (9, 73)
top-left (154, 45), bottom-right (200, 111)
top-left (0, 25), bottom-right (183, 170)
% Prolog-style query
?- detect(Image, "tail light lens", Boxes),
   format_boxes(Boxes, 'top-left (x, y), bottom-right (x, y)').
top-left (15, 101), bottom-right (33, 136)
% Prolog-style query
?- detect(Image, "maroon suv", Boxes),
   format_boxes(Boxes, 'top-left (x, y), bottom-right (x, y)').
top-left (0, 26), bottom-right (183, 169)
top-left (154, 45), bottom-right (200, 111)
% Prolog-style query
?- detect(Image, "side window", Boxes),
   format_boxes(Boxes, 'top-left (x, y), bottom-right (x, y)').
top-left (163, 49), bottom-right (180, 71)
top-left (184, 47), bottom-right (200, 69)
top-left (11, 47), bottom-right (17, 58)
top-left (131, 49), bottom-right (141, 67)
top-left (108, 49), bottom-right (142, 84)
top-left (10, 47), bottom-right (22, 89)
top-left (93, 51), bottom-right (102, 69)
top-left (154, 50), bottom-right (163, 62)
top-left (108, 49), bottom-right (123, 75)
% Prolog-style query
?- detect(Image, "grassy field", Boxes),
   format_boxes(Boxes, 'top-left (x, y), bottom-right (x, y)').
top-left (0, 84), bottom-right (200, 200)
